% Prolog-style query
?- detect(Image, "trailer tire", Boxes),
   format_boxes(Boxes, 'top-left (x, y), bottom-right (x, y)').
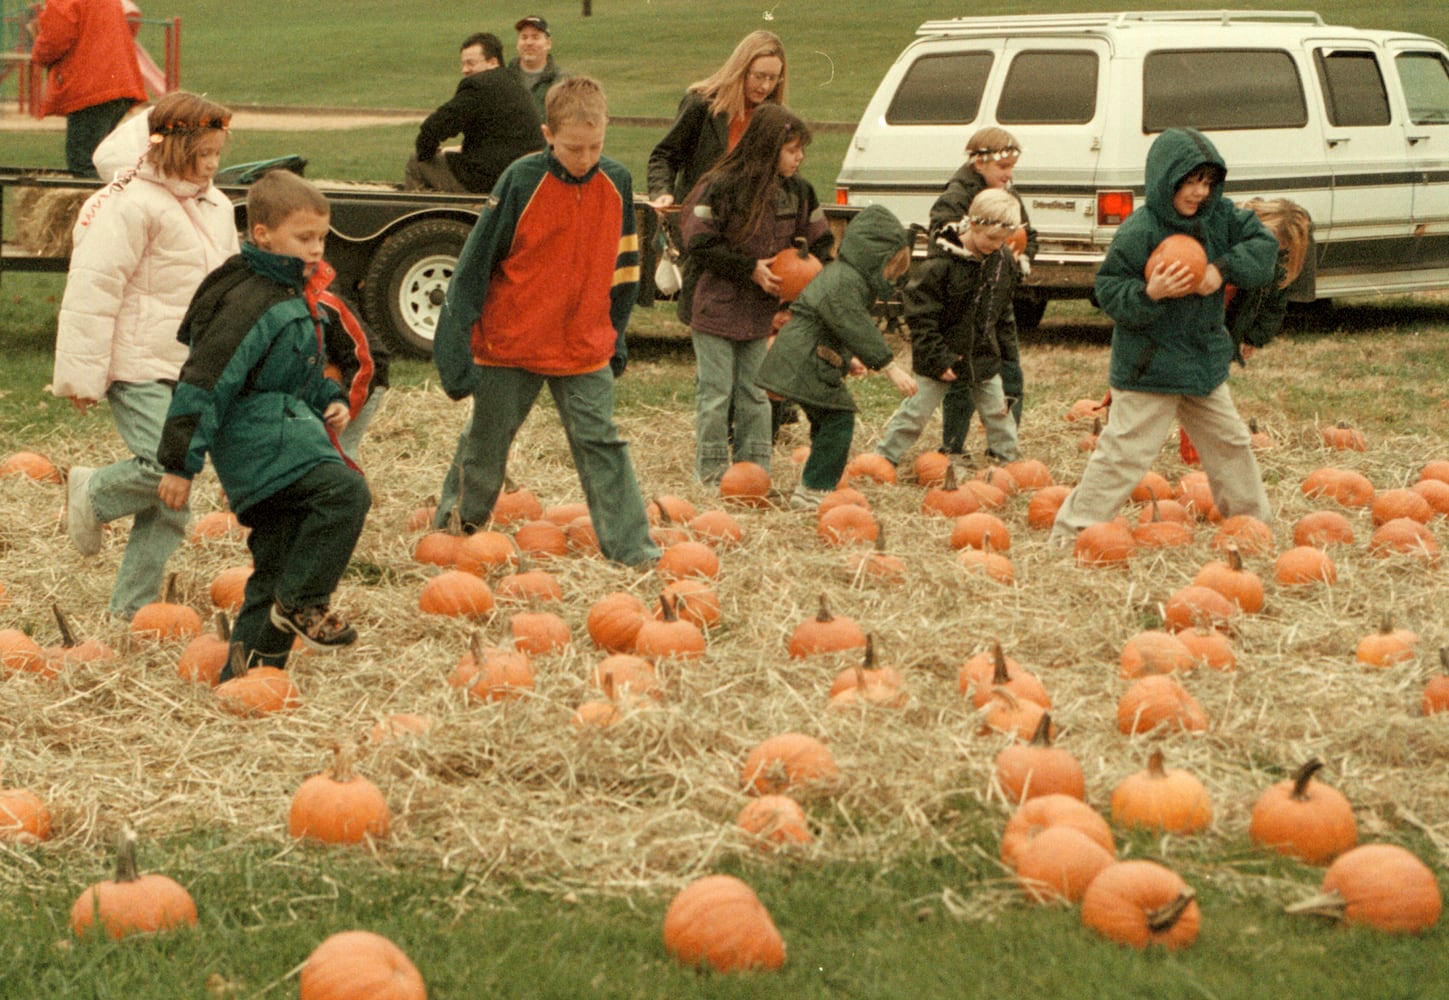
top-left (361, 219), bottom-right (472, 357)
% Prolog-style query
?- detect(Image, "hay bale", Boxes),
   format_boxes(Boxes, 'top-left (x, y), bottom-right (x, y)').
top-left (13, 187), bottom-right (93, 257)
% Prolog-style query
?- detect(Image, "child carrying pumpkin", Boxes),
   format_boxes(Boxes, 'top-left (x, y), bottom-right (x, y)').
top-left (158, 170), bottom-right (372, 671)
top-left (756, 204), bottom-right (917, 510)
top-left (873, 188), bottom-right (1024, 469)
top-left (680, 103), bottom-right (834, 486)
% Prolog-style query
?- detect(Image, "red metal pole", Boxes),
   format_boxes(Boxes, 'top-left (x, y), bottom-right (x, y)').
top-left (166, 17), bottom-right (180, 90)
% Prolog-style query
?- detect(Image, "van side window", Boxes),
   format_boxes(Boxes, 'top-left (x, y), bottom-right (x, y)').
top-left (1396, 51), bottom-right (1449, 124)
top-left (998, 51), bottom-right (1097, 124)
top-left (884, 52), bottom-right (993, 125)
top-left (1315, 49), bottom-right (1392, 127)
top-left (1144, 50), bottom-right (1307, 131)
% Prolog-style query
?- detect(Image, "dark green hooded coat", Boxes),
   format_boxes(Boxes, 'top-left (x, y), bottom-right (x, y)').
top-left (755, 204), bottom-right (908, 412)
top-left (1095, 128), bottom-right (1278, 396)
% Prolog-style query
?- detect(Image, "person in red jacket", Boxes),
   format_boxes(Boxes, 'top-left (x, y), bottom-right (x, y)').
top-left (30, 0), bottom-right (148, 176)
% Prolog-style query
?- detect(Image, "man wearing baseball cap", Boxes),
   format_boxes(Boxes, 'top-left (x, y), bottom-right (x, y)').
top-left (507, 15), bottom-right (569, 120)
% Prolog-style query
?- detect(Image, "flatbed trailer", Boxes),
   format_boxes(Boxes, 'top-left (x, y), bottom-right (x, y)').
top-left (2, 165), bottom-right (860, 357)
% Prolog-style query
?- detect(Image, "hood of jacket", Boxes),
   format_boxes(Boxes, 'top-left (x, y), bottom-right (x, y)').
top-left (836, 204), bottom-right (909, 299)
top-left (1145, 128), bottom-right (1227, 232)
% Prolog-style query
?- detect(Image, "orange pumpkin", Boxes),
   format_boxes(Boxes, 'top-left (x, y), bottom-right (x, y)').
top-left (688, 508), bottom-right (744, 548)
top-left (956, 545), bottom-right (1016, 584)
top-left (209, 564), bottom-right (253, 612)
top-left (1130, 470), bottom-right (1173, 503)
top-left (846, 528), bottom-right (908, 584)
top-left (1074, 521), bottom-right (1137, 567)
top-left (0, 628), bottom-right (55, 678)
top-left (70, 828), bottom-right (197, 939)
top-left (1110, 749), bottom-right (1212, 834)
top-left (1193, 545), bottom-right (1264, 614)
top-left (1371, 487), bottom-right (1434, 526)
top-left (418, 569), bottom-right (495, 617)
top-left (1026, 485), bottom-right (1070, 530)
top-left (818, 502), bottom-right (880, 546)
top-left (1286, 844), bottom-right (1441, 934)
top-left (827, 635), bottom-right (905, 709)
top-left (1355, 617), bottom-right (1419, 668)
top-left (1321, 421), bottom-right (1367, 451)
top-left (188, 509), bottom-right (242, 544)
top-left (512, 518), bottom-right (569, 558)
top-left (1002, 458), bottom-right (1053, 491)
top-left (633, 595), bottom-right (706, 660)
top-left (585, 591), bottom-right (648, 652)
top-left (1015, 825), bottom-right (1115, 905)
top-left (1119, 630), bottom-right (1195, 679)
top-left (839, 452), bottom-right (897, 487)
top-left (1162, 584), bottom-right (1239, 634)
top-left (1292, 509), bottom-right (1355, 548)
top-left (1209, 514), bottom-right (1274, 556)
top-left (177, 613), bottom-right (232, 686)
top-left (1000, 794), bottom-right (1114, 871)
top-left (1249, 758), bottom-right (1357, 865)
top-left (450, 634), bottom-right (534, 702)
top-left (288, 743), bottom-right (391, 845)
top-left (741, 733), bottom-right (839, 797)
top-left (1368, 518), bottom-right (1440, 562)
top-left (719, 461), bottom-right (772, 507)
top-left (494, 565), bottom-right (564, 604)
top-left (1176, 627), bottom-right (1236, 671)
top-left (1116, 675), bottom-right (1208, 735)
top-left (993, 713), bottom-right (1086, 804)
top-left (657, 540), bottom-right (721, 580)
top-left (787, 594), bottom-right (866, 658)
top-left (2, 450), bottom-right (62, 483)
top-left (663, 874), bottom-right (787, 972)
top-left (921, 466), bottom-right (981, 518)
top-left (948, 511), bottom-right (1011, 553)
top-left (768, 236), bottom-right (823, 301)
top-left (593, 653), bottom-right (663, 703)
top-left (1065, 397), bottom-right (1108, 423)
top-left (660, 577), bottom-right (722, 630)
top-left (737, 795), bottom-right (813, 847)
top-left (571, 700), bottom-right (621, 729)
top-left (542, 501), bottom-right (589, 527)
top-left (130, 574), bottom-right (203, 641)
top-left (1424, 649), bottom-right (1449, 716)
top-left (299, 929), bottom-right (427, 1000)
top-left (911, 450), bottom-right (951, 487)
top-left (817, 486), bottom-right (870, 517)
top-left (966, 642), bottom-right (1049, 710)
top-left (1081, 860), bottom-right (1200, 950)
top-left (1173, 471), bottom-right (1220, 522)
top-left (1273, 545), bottom-right (1337, 587)
top-left (214, 653), bottom-right (301, 716)
top-left (0, 779), bottom-right (51, 844)
top-left (491, 483), bottom-right (545, 527)
top-left (509, 610), bottom-right (571, 656)
top-left (1144, 233), bottom-right (1207, 289)
top-left (1411, 477), bottom-right (1449, 517)
top-left (453, 529), bottom-right (519, 575)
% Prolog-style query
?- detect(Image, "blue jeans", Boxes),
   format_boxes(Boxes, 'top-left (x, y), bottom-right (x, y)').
top-left (86, 381), bottom-right (191, 619)
top-left (876, 373), bottom-right (1019, 465)
top-left (692, 331), bottom-right (770, 484)
top-left (435, 366), bottom-right (659, 567)
top-left (941, 356), bottom-right (1024, 453)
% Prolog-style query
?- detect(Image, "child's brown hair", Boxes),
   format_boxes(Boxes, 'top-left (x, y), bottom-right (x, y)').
top-left (245, 169), bottom-right (330, 233)
top-left (545, 75), bottom-right (608, 131)
top-left (964, 126), bottom-right (1021, 165)
top-left (145, 91), bottom-right (232, 179)
top-left (1245, 197), bottom-right (1312, 288)
top-left (697, 103), bottom-right (811, 246)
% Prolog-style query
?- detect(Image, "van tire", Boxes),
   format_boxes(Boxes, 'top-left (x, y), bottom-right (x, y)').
top-left (1013, 296), bottom-right (1048, 330)
top-left (361, 219), bottom-right (473, 358)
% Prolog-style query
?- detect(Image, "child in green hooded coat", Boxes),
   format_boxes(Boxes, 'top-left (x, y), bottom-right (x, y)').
top-left (756, 204), bottom-right (916, 509)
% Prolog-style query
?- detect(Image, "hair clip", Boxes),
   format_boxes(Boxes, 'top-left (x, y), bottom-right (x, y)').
top-left (968, 214), bottom-right (1015, 230)
top-left (968, 146), bottom-right (1021, 163)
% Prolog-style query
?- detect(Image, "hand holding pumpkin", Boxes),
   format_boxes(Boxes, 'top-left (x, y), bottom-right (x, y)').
top-left (752, 260), bottom-right (782, 296)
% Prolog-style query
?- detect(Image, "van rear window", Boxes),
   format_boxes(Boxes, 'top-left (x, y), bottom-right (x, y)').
top-left (1396, 51), bottom-right (1449, 125)
top-left (885, 52), bottom-right (993, 125)
top-left (1144, 50), bottom-right (1307, 131)
top-left (998, 51), bottom-right (1097, 124)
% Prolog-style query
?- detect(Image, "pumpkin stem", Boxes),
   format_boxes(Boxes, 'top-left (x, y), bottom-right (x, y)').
top-left (1377, 614), bottom-right (1394, 635)
top-left (1147, 497), bottom-right (1161, 523)
top-left (600, 667), bottom-right (616, 701)
top-left (328, 741), bottom-right (358, 783)
top-left (1284, 887), bottom-right (1348, 921)
top-left (113, 826), bottom-right (142, 884)
top-left (790, 235), bottom-right (810, 257)
top-left (1289, 757), bottom-right (1326, 800)
top-left (653, 497), bottom-right (674, 526)
top-left (942, 464), bottom-right (959, 491)
top-left (1147, 748), bottom-right (1168, 779)
top-left (1225, 544), bottom-right (1244, 573)
top-left (1091, 416), bottom-right (1102, 435)
top-left (872, 528), bottom-right (889, 554)
top-left (814, 593), bottom-right (834, 624)
top-left (991, 641), bottom-right (1011, 684)
top-left (1249, 417), bottom-right (1260, 433)
top-left (214, 612), bottom-right (232, 643)
top-left (862, 634), bottom-right (876, 669)
top-left (1440, 647), bottom-right (1449, 675)
top-left (658, 593), bottom-right (680, 623)
top-left (1146, 889), bottom-right (1197, 933)
top-left (1028, 712), bottom-right (1053, 747)
top-left (445, 508), bottom-right (463, 536)
top-left (161, 572), bottom-right (179, 605)
top-left (52, 603), bottom-right (78, 649)
top-left (469, 629), bottom-right (486, 663)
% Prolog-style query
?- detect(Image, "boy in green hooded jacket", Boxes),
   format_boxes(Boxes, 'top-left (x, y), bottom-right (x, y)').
top-left (756, 204), bottom-right (916, 509)
top-left (1050, 127), bottom-right (1279, 544)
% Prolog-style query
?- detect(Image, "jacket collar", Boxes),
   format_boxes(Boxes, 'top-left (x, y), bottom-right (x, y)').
top-left (240, 241), bottom-right (331, 292)
top-left (544, 147), bottom-right (600, 185)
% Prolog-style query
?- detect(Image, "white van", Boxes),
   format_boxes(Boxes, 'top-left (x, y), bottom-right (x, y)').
top-left (834, 10), bottom-right (1449, 325)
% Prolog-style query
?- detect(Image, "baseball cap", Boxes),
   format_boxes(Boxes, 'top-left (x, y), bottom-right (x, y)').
top-left (515, 16), bottom-right (549, 34)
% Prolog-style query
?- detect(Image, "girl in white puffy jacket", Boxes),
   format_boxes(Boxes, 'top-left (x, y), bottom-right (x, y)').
top-left (53, 90), bottom-right (240, 621)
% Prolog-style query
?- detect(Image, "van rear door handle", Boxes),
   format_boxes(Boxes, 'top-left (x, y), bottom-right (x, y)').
top-left (1408, 134), bottom-right (1430, 145)
top-left (1326, 136), bottom-right (1350, 148)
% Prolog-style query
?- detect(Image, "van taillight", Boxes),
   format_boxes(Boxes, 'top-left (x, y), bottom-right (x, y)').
top-left (1097, 191), bottom-right (1133, 225)
top-left (835, 188), bottom-right (850, 206)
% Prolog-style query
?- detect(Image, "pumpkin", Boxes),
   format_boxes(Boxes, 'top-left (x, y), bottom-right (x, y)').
top-left (1026, 485), bottom-right (1070, 530)
top-left (585, 591), bottom-right (648, 652)
top-left (818, 502), bottom-right (879, 546)
top-left (1371, 487), bottom-right (1434, 526)
top-left (542, 501), bottom-right (589, 527)
top-left (1130, 471), bottom-right (1174, 503)
top-left (1162, 584), bottom-right (1239, 634)
top-left (509, 610), bottom-right (571, 656)
top-left (0, 774), bottom-right (51, 844)
top-left (661, 577), bottom-right (721, 630)
top-left (967, 642), bottom-right (1049, 710)
top-left (405, 503), bottom-right (437, 532)
top-left (1411, 477), bottom-right (1449, 517)
top-left (1002, 458), bottom-right (1053, 492)
top-left (1321, 421), bottom-right (1367, 451)
top-left (1355, 617), bottom-right (1419, 668)
top-left (70, 828), bottom-right (197, 939)
top-left (1302, 467), bottom-right (1375, 507)
top-left (787, 594), bottom-right (866, 659)
top-left (975, 464), bottom-right (1019, 496)
top-left (1173, 471), bottom-right (1220, 522)
top-left (839, 452), bottom-right (897, 487)
top-left (719, 461), bottom-right (772, 508)
top-left (827, 636), bottom-right (905, 709)
top-left (1132, 505), bottom-right (1193, 549)
top-left (1273, 545), bottom-right (1337, 587)
top-left (1421, 459), bottom-right (1449, 485)
top-left (1119, 630), bottom-right (1194, 679)
top-left (566, 515), bottom-right (602, 556)
top-left (993, 713), bottom-right (1086, 803)
top-left (299, 929), bottom-right (427, 1000)
top-left (571, 700), bottom-right (621, 729)
top-left (1192, 545), bottom-right (1264, 614)
top-left (368, 713), bottom-right (434, 745)
top-left (956, 545), bottom-right (1015, 584)
top-left (1144, 233), bottom-right (1207, 290)
top-left (1368, 517), bottom-right (1440, 562)
top-left (1, 450), bottom-right (62, 483)
top-left (1292, 509), bottom-right (1355, 548)
top-left (689, 508), bottom-right (744, 548)
top-left (492, 482), bottom-right (544, 526)
top-left (1424, 648), bottom-right (1449, 716)
top-left (450, 634), bottom-right (535, 702)
top-left (1078, 417), bottom-right (1102, 452)
top-left (1081, 861), bottom-right (1200, 950)
top-left (412, 511), bottom-right (466, 568)
top-left (846, 528), bottom-right (907, 584)
top-left (964, 478), bottom-right (1008, 510)
top-left (130, 573), bottom-right (204, 641)
top-left (1074, 521), bottom-right (1137, 568)
top-left (1065, 397), bottom-right (1108, 423)
top-left (494, 565), bottom-right (564, 604)
top-left (511, 519), bottom-right (569, 559)
top-left (737, 795), bottom-right (813, 846)
top-left (0, 628), bottom-right (54, 678)
top-left (289, 742), bottom-right (391, 845)
top-left (633, 595), bottom-right (706, 660)
top-left (593, 653), bottom-right (663, 703)
top-left (188, 509), bottom-right (242, 544)
top-left (1176, 627), bottom-right (1236, 671)
top-left (209, 564), bottom-right (252, 612)
top-left (1015, 825), bottom-right (1116, 905)
top-left (948, 511), bottom-right (1010, 552)
top-left (454, 529), bottom-right (519, 575)
top-left (1116, 675), bottom-right (1208, 735)
top-left (662, 874), bottom-right (787, 972)
top-left (177, 613), bottom-right (232, 686)
top-left (214, 649), bottom-right (301, 716)
top-left (768, 235), bottom-right (823, 301)
top-left (648, 494), bottom-right (699, 525)
top-left (1285, 844), bottom-right (1441, 934)
top-left (957, 641), bottom-right (1022, 696)
top-left (817, 486), bottom-right (870, 517)
top-left (657, 540), bottom-right (721, 580)
top-left (418, 570), bottom-right (495, 617)
top-left (1110, 749), bottom-right (1212, 835)
top-left (1000, 794), bottom-right (1114, 871)
top-left (1248, 417), bottom-right (1273, 449)
top-left (979, 688), bottom-right (1054, 741)
top-left (44, 604), bottom-right (115, 665)
top-left (1209, 514), bottom-right (1274, 556)
top-left (741, 733), bottom-right (839, 797)
top-left (1249, 758), bottom-right (1357, 865)
top-left (921, 465), bottom-right (981, 518)
top-left (912, 450), bottom-right (951, 487)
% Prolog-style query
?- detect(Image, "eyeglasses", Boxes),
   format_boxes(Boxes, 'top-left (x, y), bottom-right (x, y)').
top-left (747, 71), bottom-right (780, 86)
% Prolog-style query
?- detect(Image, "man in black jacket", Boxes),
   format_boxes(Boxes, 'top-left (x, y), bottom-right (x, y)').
top-left (404, 33), bottom-right (543, 194)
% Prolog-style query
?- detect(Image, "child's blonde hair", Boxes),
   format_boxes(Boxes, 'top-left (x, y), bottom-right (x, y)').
top-left (967, 188), bottom-right (1021, 232)
top-left (1244, 197), bottom-right (1312, 288)
top-left (246, 169), bottom-right (329, 233)
top-left (545, 75), bottom-right (608, 130)
top-left (964, 126), bottom-right (1021, 164)
top-left (146, 91), bottom-right (231, 179)
top-left (688, 30), bottom-right (787, 121)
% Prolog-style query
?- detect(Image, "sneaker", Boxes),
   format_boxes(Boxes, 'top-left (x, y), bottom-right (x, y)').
top-left (789, 483), bottom-right (831, 511)
top-left (269, 603), bottom-right (357, 651)
top-left (66, 466), bottom-right (103, 556)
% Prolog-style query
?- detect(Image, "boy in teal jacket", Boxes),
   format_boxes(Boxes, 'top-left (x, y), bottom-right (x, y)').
top-left (158, 170), bottom-right (371, 672)
top-left (1050, 128), bottom-right (1278, 544)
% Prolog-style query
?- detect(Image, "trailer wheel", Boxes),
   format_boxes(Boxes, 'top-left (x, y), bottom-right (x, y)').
top-left (361, 219), bottom-right (472, 357)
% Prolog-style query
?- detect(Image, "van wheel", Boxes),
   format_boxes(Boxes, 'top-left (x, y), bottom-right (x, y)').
top-left (1013, 297), bottom-right (1048, 330)
top-left (361, 219), bottom-right (472, 357)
